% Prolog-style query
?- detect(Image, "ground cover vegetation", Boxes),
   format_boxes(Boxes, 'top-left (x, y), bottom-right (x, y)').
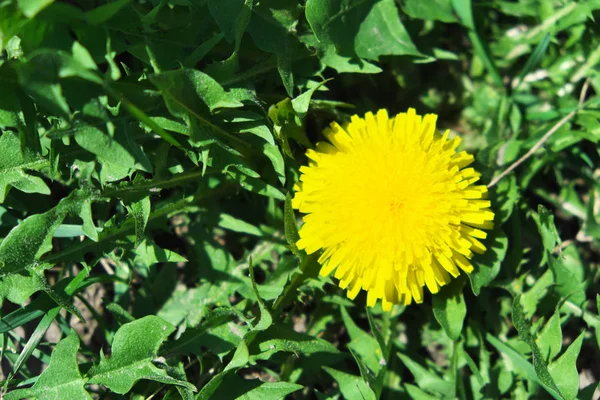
top-left (0, 0), bottom-right (599, 399)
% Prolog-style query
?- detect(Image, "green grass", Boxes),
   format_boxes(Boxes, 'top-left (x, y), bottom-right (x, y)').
top-left (0, 0), bottom-right (599, 399)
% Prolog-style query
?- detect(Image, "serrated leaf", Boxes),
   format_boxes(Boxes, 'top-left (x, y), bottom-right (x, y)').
top-left (548, 249), bottom-right (586, 306)
top-left (306, 0), bottom-right (421, 60)
top-left (537, 311), bottom-right (562, 362)
top-left (433, 277), bottom-right (467, 340)
top-left (5, 332), bottom-right (91, 400)
top-left (87, 316), bottom-right (196, 394)
top-left (532, 205), bottom-right (561, 261)
top-left (150, 69), bottom-right (243, 115)
top-left (125, 196), bottom-right (151, 247)
top-left (548, 333), bottom-right (583, 400)
top-left (0, 209), bottom-right (65, 276)
top-left (512, 296), bottom-right (563, 399)
top-left (251, 324), bottom-right (339, 361)
top-left (0, 131), bottom-right (50, 202)
top-left (0, 272), bottom-right (46, 305)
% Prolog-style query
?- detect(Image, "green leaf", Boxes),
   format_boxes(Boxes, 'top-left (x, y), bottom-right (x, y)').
top-left (251, 324), bottom-right (339, 361)
top-left (133, 239), bottom-right (187, 268)
top-left (319, 44), bottom-right (382, 74)
top-left (306, 0), bottom-right (421, 60)
top-left (87, 316), bottom-right (196, 394)
top-left (246, 0), bottom-right (302, 54)
top-left (0, 272), bottom-right (46, 306)
top-left (548, 249), bottom-right (586, 306)
top-left (432, 277), bottom-right (467, 340)
top-left (537, 311), bottom-right (562, 362)
top-left (0, 131), bottom-right (50, 202)
top-left (548, 333), bottom-right (584, 400)
top-left (291, 79), bottom-right (331, 119)
top-left (514, 33), bottom-right (551, 91)
top-left (227, 170), bottom-right (285, 200)
top-left (5, 332), bottom-right (91, 400)
top-left (490, 174), bottom-right (519, 224)
top-left (208, 0), bottom-right (253, 50)
top-left (402, 0), bottom-right (458, 23)
top-left (397, 353), bottom-right (454, 397)
top-left (209, 374), bottom-right (303, 400)
top-left (248, 260), bottom-right (273, 332)
top-left (196, 340), bottom-right (250, 400)
top-left (532, 205), bottom-right (561, 264)
top-left (284, 192), bottom-right (300, 255)
top-left (0, 209), bottom-right (65, 276)
top-left (73, 121), bottom-right (152, 173)
top-left (512, 296), bottom-right (563, 399)
top-left (125, 196), bottom-right (151, 247)
top-left (323, 366), bottom-right (377, 400)
top-left (340, 306), bottom-right (382, 374)
top-left (85, 0), bottom-right (131, 25)
top-left (150, 69), bottom-right (243, 115)
top-left (469, 228), bottom-right (508, 295)
top-left (218, 213), bottom-right (263, 236)
top-left (17, 0), bottom-right (54, 18)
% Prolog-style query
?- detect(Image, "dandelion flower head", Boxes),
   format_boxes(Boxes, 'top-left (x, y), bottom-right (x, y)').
top-left (292, 108), bottom-right (494, 311)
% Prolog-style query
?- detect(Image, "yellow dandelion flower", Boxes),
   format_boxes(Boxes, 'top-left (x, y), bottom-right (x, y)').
top-left (292, 108), bottom-right (494, 311)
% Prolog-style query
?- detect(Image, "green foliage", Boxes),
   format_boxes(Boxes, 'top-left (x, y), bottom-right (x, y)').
top-left (1, 0), bottom-right (599, 399)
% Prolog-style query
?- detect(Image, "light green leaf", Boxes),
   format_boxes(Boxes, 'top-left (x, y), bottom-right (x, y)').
top-left (402, 0), bottom-right (458, 23)
top-left (532, 205), bottom-right (561, 259)
top-left (512, 296), bottom-right (563, 399)
top-left (5, 332), bottom-right (91, 400)
top-left (548, 333), bottom-right (584, 400)
top-left (433, 277), bottom-right (467, 340)
top-left (340, 306), bottom-right (382, 374)
top-left (0, 132), bottom-right (50, 202)
top-left (87, 316), bottom-right (196, 394)
top-left (548, 250), bottom-right (586, 306)
top-left (537, 311), bottom-right (562, 362)
top-left (133, 239), bottom-right (187, 268)
top-left (0, 209), bottom-right (65, 276)
top-left (323, 367), bottom-right (377, 400)
top-left (17, 0), bottom-right (54, 18)
top-left (251, 325), bottom-right (339, 361)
